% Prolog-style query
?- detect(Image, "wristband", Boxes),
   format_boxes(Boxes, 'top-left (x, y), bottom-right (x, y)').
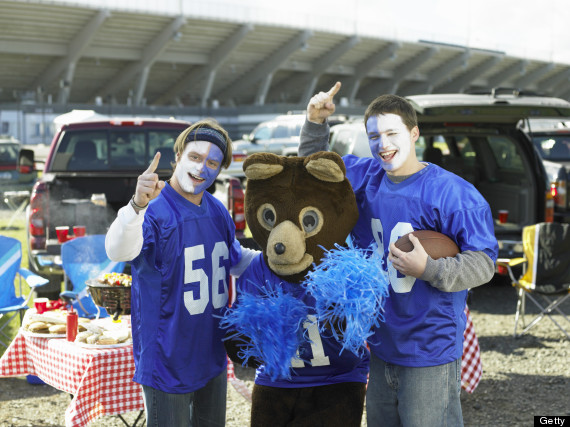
top-left (130, 195), bottom-right (148, 214)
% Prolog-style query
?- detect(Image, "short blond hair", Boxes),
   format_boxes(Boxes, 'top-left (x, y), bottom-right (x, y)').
top-left (173, 118), bottom-right (233, 170)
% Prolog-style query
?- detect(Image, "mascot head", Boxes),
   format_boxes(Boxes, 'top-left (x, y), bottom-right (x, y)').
top-left (243, 152), bottom-right (359, 283)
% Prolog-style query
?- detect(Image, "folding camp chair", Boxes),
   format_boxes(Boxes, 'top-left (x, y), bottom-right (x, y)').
top-left (0, 235), bottom-right (49, 348)
top-left (497, 222), bottom-right (570, 340)
top-left (60, 235), bottom-right (125, 319)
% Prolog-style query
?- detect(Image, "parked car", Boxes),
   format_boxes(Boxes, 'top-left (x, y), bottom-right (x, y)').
top-left (328, 92), bottom-right (570, 260)
top-left (0, 135), bottom-right (38, 205)
top-left (520, 119), bottom-right (570, 222)
top-left (26, 115), bottom-right (250, 298)
top-left (227, 112), bottom-right (349, 176)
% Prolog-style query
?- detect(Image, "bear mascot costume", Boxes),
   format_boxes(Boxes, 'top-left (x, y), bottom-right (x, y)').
top-left (222, 151), bottom-right (389, 427)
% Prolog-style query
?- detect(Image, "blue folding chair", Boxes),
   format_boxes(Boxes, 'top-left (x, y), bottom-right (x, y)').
top-left (60, 235), bottom-right (125, 319)
top-left (0, 235), bottom-right (49, 348)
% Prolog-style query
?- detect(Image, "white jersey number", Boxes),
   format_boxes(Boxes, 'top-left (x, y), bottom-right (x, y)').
top-left (372, 218), bottom-right (416, 293)
top-left (183, 242), bottom-right (229, 315)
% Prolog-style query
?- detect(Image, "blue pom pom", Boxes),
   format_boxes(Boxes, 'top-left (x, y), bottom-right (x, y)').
top-left (302, 242), bottom-right (389, 356)
top-left (220, 280), bottom-right (309, 381)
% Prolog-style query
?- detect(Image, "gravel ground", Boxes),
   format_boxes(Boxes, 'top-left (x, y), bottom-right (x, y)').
top-left (0, 279), bottom-right (568, 427)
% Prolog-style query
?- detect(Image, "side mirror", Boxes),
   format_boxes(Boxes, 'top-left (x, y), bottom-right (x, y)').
top-left (19, 148), bottom-right (35, 173)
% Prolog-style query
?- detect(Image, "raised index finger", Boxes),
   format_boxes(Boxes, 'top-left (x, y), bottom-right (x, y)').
top-left (145, 151), bottom-right (161, 174)
top-left (327, 81), bottom-right (342, 98)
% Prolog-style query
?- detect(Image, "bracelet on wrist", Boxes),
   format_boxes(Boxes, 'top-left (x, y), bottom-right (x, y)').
top-left (130, 195), bottom-right (148, 213)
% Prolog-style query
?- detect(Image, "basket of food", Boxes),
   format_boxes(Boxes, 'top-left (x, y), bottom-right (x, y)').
top-left (86, 273), bottom-right (132, 318)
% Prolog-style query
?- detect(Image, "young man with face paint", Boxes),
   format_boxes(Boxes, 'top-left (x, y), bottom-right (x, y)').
top-left (299, 83), bottom-right (498, 427)
top-left (105, 119), bottom-right (257, 427)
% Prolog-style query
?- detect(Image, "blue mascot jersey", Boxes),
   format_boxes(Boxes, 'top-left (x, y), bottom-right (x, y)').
top-left (343, 156), bottom-right (498, 367)
top-left (131, 183), bottom-right (242, 393)
top-left (237, 254), bottom-right (370, 388)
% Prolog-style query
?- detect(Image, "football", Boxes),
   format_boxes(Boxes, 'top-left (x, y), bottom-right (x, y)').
top-left (394, 230), bottom-right (460, 259)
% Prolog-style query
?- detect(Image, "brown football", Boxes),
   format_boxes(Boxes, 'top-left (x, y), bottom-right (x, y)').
top-left (394, 230), bottom-right (460, 259)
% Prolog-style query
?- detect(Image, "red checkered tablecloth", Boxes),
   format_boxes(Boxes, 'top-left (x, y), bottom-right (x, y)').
top-left (461, 306), bottom-right (482, 393)
top-left (0, 332), bottom-right (144, 427)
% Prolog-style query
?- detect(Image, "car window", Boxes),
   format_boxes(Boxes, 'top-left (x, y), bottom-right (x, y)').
top-left (0, 143), bottom-right (19, 165)
top-left (252, 125), bottom-right (272, 141)
top-left (330, 129), bottom-right (355, 156)
top-left (272, 125), bottom-right (290, 139)
top-left (292, 123), bottom-right (302, 137)
top-left (149, 131), bottom-right (179, 169)
top-left (109, 131), bottom-right (146, 169)
top-left (352, 129), bottom-right (372, 157)
top-left (532, 136), bottom-right (570, 161)
top-left (488, 136), bottom-right (524, 171)
top-left (52, 129), bottom-right (180, 171)
top-left (52, 131), bottom-right (109, 171)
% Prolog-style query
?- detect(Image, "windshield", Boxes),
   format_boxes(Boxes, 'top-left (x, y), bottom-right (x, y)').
top-left (0, 143), bottom-right (19, 166)
top-left (532, 135), bottom-right (570, 161)
top-left (251, 122), bottom-right (302, 141)
top-left (51, 129), bottom-right (180, 171)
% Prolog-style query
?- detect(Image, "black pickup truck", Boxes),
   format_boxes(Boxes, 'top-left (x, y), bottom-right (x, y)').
top-left (26, 116), bottom-right (251, 298)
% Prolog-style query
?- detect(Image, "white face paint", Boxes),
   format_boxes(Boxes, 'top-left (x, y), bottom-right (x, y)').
top-left (173, 140), bottom-right (223, 195)
top-left (366, 113), bottom-right (414, 173)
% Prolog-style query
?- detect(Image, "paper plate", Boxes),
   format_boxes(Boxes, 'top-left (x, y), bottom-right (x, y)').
top-left (21, 328), bottom-right (66, 339)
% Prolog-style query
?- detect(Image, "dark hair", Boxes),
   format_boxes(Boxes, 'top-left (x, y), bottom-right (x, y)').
top-left (364, 94), bottom-right (418, 131)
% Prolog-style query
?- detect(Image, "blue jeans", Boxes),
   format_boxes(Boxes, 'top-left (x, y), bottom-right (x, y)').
top-left (366, 353), bottom-right (463, 427)
top-left (142, 369), bottom-right (227, 427)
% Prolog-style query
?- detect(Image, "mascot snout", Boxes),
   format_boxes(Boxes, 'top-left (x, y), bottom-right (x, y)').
top-left (267, 221), bottom-right (313, 275)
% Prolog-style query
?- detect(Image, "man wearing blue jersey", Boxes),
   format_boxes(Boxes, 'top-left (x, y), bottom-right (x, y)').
top-left (106, 119), bottom-right (256, 427)
top-left (299, 83), bottom-right (498, 427)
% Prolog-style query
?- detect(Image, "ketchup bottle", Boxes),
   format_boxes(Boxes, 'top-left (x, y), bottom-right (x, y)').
top-left (66, 306), bottom-right (78, 342)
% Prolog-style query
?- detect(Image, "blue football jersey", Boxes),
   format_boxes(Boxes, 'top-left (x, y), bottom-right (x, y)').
top-left (237, 255), bottom-right (370, 388)
top-left (343, 156), bottom-right (498, 367)
top-left (130, 183), bottom-right (242, 393)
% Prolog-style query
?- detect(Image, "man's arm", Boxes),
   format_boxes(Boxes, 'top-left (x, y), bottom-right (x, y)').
top-left (229, 246), bottom-right (259, 277)
top-left (389, 234), bottom-right (495, 292)
top-left (105, 204), bottom-right (145, 262)
top-left (105, 152), bottom-right (165, 262)
top-left (421, 251), bottom-right (495, 292)
top-left (299, 120), bottom-right (331, 156)
top-left (298, 81), bottom-right (341, 157)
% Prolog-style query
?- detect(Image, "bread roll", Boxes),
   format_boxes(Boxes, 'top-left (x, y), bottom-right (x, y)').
top-left (28, 321), bottom-right (49, 333)
top-left (49, 324), bottom-right (67, 334)
top-left (86, 334), bottom-right (101, 344)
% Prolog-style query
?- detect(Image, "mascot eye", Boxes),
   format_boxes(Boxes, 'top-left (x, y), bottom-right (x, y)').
top-left (301, 210), bottom-right (319, 233)
top-left (258, 203), bottom-right (277, 230)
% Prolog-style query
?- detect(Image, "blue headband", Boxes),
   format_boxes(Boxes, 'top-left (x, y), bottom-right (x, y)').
top-left (185, 127), bottom-right (228, 156)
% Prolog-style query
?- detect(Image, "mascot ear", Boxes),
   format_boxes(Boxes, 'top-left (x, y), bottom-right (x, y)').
top-left (243, 153), bottom-right (284, 180)
top-left (304, 152), bottom-right (346, 183)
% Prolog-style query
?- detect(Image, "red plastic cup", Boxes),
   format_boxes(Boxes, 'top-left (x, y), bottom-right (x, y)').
top-left (34, 297), bottom-right (49, 314)
top-left (73, 225), bottom-right (86, 237)
top-left (498, 210), bottom-right (509, 224)
top-left (55, 226), bottom-right (69, 243)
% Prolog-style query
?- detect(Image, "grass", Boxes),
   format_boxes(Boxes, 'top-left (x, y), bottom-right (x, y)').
top-left (0, 215), bottom-right (31, 357)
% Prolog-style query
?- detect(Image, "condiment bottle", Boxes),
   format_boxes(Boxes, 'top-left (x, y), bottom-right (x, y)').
top-left (66, 306), bottom-right (78, 342)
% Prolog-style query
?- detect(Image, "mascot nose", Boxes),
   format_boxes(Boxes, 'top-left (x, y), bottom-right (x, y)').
top-left (274, 242), bottom-right (286, 255)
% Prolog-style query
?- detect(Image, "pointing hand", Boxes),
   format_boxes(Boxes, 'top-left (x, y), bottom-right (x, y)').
top-left (307, 81), bottom-right (341, 124)
top-left (134, 152), bottom-right (165, 207)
